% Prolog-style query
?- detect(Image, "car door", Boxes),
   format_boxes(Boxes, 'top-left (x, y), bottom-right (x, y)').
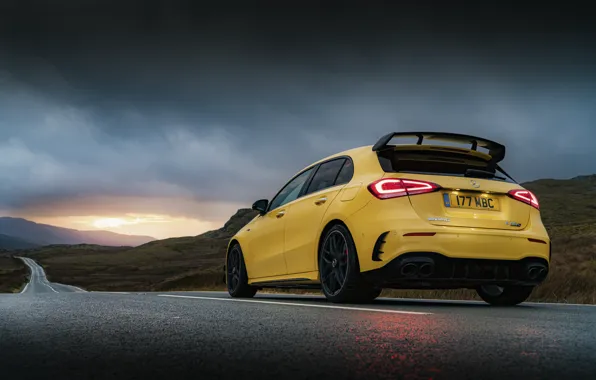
top-left (245, 167), bottom-right (315, 279)
top-left (283, 158), bottom-right (353, 275)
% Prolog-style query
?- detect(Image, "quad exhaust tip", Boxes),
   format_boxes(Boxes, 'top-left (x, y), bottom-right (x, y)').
top-left (526, 264), bottom-right (548, 281)
top-left (399, 261), bottom-right (435, 278)
top-left (418, 263), bottom-right (434, 277)
top-left (397, 257), bottom-right (547, 281)
top-left (400, 263), bottom-right (418, 277)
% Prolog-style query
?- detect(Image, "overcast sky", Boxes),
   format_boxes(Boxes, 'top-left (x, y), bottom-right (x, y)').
top-left (0, 2), bottom-right (594, 238)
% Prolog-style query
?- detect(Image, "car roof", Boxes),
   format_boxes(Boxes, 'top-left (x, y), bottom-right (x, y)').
top-left (284, 145), bottom-right (374, 181)
top-left (308, 145), bottom-right (373, 167)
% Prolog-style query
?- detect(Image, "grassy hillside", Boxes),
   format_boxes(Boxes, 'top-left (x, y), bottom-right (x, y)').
top-left (0, 254), bottom-right (29, 293)
top-left (17, 175), bottom-right (596, 303)
top-left (524, 174), bottom-right (596, 238)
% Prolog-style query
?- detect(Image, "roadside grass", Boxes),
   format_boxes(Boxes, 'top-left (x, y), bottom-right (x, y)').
top-left (0, 255), bottom-right (28, 293)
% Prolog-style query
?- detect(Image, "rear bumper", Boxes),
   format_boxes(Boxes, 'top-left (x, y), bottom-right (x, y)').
top-left (361, 252), bottom-right (549, 289)
top-left (343, 197), bottom-right (551, 273)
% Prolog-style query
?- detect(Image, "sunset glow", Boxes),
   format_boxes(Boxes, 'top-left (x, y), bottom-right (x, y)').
top-left (4, 197), bottom-right (243, 240)
top-left (92, 218), bottom-right (130, 228)
top-left (17, 213), bottom-right (221, 240)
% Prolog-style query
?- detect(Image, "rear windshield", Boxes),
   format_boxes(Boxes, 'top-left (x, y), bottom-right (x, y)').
top-left (377, 149), bottom-right (515, 183)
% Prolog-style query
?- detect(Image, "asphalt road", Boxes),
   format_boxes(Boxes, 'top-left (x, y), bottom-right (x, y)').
top-left (2, 259), bottom-right (596, 380)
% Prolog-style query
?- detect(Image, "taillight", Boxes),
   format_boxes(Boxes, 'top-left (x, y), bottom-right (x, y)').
top-left (368, 178), bottom-right (441, 199)
top-left (507, 189), bottom-right (540, 209)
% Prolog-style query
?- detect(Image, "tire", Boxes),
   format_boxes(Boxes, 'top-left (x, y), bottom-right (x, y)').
top-left (476, 285), bottom-right (534, 306)
top-left (354, 287), bottom-right (383, 304)
top-left (318, 224), bottom-right (377, 303)
top-left (227, 244), bottom-right (257, 298)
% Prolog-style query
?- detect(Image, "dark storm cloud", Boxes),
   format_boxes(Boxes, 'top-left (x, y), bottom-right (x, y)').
top-left (0, 1), bottom-right (595, 218)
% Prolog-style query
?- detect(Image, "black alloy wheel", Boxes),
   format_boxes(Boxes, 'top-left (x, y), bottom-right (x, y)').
top-left (227, 244), bottom-right (257, 298)
top-left (320, 229), bottom-right (350, 296)
top-left (319, 224), bottom-right (380, 303)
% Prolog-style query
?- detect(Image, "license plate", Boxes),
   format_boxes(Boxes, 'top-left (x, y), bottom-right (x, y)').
top-left (443, 192), bottom-right (500, 211)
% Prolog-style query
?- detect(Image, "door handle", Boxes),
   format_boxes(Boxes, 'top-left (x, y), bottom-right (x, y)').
top-left (314, 197), bottom-right (327, 205)
top-left (276, 210), bottom-right (286, 218)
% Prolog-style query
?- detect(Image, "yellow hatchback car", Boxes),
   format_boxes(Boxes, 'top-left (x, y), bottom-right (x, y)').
top-left (225, 132), bottom-right (550, 306)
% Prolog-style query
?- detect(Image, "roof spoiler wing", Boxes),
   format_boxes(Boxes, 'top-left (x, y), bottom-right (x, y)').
top-left (372, 131), bottom-right (506, 164)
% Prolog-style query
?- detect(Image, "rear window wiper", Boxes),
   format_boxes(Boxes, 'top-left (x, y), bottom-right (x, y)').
top-left (464, 168), bottom-right (506, 180)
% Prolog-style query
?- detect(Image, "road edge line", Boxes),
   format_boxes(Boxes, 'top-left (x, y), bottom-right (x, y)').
top-left (157, 294), bottom-right (432, 315)
top-left (16, 257), bottom-right (32, 294)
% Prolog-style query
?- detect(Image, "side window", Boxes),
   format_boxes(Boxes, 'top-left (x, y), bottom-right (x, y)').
top-left (334, 158), bottom-right (354, 186)
top-left (304, 159), bottom-right (346, 196)
top-left (268, 168), bottom-right (314, 211)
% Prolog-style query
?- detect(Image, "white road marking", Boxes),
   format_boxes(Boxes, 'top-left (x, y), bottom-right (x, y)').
top-left (20, 282), bottom-right (29, 294)
top-left (54, 283), bottom-right (87, 293)
top-left (46, 283), bottom-right (59, 293)
top-left (379, 297), bottom-right (596, 308)
top-left (157, 294), bottom-right (432, 315)
top-left (526, 301), bottom-right (596, 307)
top-left (93, 292), bottom-right (131, 294)
top-left (165, 292), bottom-right (596, 308)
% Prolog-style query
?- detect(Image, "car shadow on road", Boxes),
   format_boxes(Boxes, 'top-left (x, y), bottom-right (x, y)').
top-left (254, 294), bottom-right (511, 309)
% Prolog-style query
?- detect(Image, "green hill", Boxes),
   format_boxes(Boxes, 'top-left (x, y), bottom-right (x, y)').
top-left (0, 254), bottom-right (29, 293)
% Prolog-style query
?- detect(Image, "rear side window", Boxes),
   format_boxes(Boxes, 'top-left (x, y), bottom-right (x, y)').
top-left (377, 149), bottom-right (514, 182)
top-left (305, 159), bottom-right (346, 195)
top-left (335, 159), bottom-right (354, 185)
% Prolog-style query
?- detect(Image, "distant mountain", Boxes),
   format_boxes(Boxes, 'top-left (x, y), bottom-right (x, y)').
top-left (0, 217), bottom-right (156, 248)
top-left (0, 233), bottom-right (40, 250)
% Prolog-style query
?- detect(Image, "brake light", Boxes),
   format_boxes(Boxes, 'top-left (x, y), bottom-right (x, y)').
top-left (507, 189), bottom-right (540, 209)
top-left (368, 178), bottom-right (441, 199)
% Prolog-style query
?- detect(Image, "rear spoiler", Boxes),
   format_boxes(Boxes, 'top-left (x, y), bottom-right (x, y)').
top-left (372, 131), bottom-right (506, 164)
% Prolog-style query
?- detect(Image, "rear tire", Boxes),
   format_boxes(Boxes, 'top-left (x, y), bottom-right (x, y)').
top-left (476, 285), bottom-right (534, 306)
top-left (318, 224), bottom-right (377, 303)
top-left (227, 244), bottom-right (257, 298)
top-left (354, 287), bottom-right (383, 304)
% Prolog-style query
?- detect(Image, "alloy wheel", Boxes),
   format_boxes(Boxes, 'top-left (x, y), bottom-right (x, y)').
top-left (227, 247), bottom-right (241, 293)
top-left (321, 230), bottom-right (349, 296)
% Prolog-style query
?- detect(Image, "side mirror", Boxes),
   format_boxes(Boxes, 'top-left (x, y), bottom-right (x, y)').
top-left (252, 199), bottom-right (269, 215)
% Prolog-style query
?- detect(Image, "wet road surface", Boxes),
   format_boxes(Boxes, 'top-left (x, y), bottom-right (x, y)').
top-left (1, 258), bottom-right (595, 379)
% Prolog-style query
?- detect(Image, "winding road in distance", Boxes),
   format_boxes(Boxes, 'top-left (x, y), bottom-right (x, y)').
top-left (1, 257), bottom-right (596, 380)
top-left (17, 257), bottom-right (86, 294)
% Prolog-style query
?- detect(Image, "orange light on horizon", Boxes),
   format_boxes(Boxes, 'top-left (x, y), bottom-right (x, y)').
top-left (92, 217), bottom-right (130, 229)
top-left (12, 213), bottom-right (221, 240)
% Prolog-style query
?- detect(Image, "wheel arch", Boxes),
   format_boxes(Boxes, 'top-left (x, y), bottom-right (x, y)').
top-left (316, 219), bottom-right (360, 273)
top-left (225, 239), bottom-right (240, 270)
top-left (227, 238), bottom-right (240, 252)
